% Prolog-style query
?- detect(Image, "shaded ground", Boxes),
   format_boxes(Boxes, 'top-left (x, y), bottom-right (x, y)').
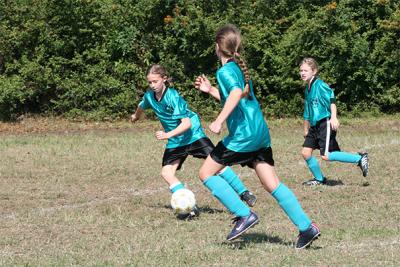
top-left (0, 116), bottom-right (161, 135)
top-left (1, 114), bottom-right (399, 135)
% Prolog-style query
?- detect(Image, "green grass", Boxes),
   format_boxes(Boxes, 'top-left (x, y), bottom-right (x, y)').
top-left (0, 116), bottom-right (399, 266)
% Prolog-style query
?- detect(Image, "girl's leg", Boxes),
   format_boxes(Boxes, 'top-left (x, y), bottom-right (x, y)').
top-left (326, 151), bottom-right (369, 177)
top-left (326, 151), bottom-right (361, 163)
top-left (218, 167), bottom-right (248, 195)
top-left (218, 166), bottom-right (257, 206)
top-left (161, 160), bottom-right (185, 193)
top-left (199, 156), bottom-right (249, 216)
top-left (162, 160), bottom-right (199, 218)
top-left (254, 162), bottom-right (311, 232)
top-left (199, 155), bottom-right (225, 181)
top-left (200, 155), bottom-right (258, 240)
top-left (302, 147), bottom-right (325, 182)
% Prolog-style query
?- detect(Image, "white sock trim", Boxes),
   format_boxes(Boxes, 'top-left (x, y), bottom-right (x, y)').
top-left (169, 182), bottom-right (182, 190)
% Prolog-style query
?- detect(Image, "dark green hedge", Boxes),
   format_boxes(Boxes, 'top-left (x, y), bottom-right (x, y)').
top-left (0, 0), bottom-right (399, 121)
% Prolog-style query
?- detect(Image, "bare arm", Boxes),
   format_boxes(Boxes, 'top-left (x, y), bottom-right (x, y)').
top-left (155, 117), bottom-right (192, 140)
top-left (208, 86), bottom-right (221, 101)
top-left (131, 107), bottom-right (144, 123)
top-left (330, 103), bottom-right (340, 130)
top-left (194, 75), bottom-right (221, 101)
top-left (209, 88), bottom-right (242, 134)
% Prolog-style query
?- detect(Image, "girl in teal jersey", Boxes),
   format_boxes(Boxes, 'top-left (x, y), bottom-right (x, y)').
top-left (194, 24), bottom-right (320, 249)
top-left (300, 58), bottom-right (369, 186)
top-left (131, 64), bottom-right (256, 219)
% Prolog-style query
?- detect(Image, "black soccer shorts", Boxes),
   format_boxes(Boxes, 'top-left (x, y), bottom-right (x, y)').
top-left (162, 137), bottom-right (214, 170)
top-left (303, 118), bottom-right (341, 156)
top-left (210, 141), bottom-right (274, 169)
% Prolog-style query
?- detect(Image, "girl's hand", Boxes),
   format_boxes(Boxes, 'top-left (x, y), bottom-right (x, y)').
top-left (303, 130), bottom-right (308, 138)
top-left (209, 120), bottom-right (222, 134)
top-left (194, 75), bottom-right (212, 93)
top-left (155, 131), bottom-right (169, 140)
top-left (131, 114), bottom-right (139, 123)
top-left (330, 117), bottom-right (340, 131)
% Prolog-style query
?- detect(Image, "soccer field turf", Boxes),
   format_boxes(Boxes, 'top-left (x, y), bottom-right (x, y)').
top-left (0, 116), bottom-right (399, 266)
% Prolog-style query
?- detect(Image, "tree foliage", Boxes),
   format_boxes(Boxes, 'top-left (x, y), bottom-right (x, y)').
top-left (0, 0), bottom-right (399, 120)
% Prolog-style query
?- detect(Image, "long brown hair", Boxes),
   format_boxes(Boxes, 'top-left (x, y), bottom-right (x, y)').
top-left (215, 24), bottom-right (251, 98)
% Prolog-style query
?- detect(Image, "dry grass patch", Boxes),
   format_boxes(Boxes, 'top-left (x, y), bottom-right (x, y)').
top-left (0, 115), bottom-right (399, 266)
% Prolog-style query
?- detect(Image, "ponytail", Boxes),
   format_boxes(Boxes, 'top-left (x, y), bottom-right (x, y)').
top-left (216, 24), bottom-right (253, 99)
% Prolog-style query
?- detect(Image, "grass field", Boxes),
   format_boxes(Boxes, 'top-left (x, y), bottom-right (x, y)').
top-left (0, 116), bottom-right (399, 266)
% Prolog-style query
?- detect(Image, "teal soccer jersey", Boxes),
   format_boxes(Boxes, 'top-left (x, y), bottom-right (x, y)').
top-left (216, 61), bottom-right (271, 152)
top-left (139, 87), bottom-right (206, 148)
top-left (303, 78), bottom-right (336, 126)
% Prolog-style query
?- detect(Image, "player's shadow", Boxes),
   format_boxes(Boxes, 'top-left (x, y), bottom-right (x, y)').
top-left (223, 232), bottom-right (322, 250)
top-left (324, 178), bottom-right (344, 186)
top-left (222, 233), bottom-right (290, 248)
top-left (198, 205), bottom-right (225, 214)
top-left (161, 204), bottom-right (224, 214)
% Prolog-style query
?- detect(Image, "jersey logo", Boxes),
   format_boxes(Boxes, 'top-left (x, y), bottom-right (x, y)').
top-left (165, 104), bottom-right (174, 113)
top-left (311, 98), bottom-right (319, 108)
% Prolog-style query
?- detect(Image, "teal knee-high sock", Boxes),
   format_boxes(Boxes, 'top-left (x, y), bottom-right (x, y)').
top-left (170, 182), bottom-right (185, 193)
top-left (306, 156), bottom-right (325, 181)
top-left (328, 151), bottom-right (361, 164)
top-left (272, 183), bottom-right (312, 232)
top-left (203, 175), bottom-right (250, 217)
top-left (219, 167), bottom-right (247, 195)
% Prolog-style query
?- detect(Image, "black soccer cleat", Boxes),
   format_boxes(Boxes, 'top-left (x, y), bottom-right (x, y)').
top-left (189, 205), bottom-right (200, 218)
top-left (227, 211), bottom-right (259, 241)
top-left (302, 178), bottom-right (326, 186)
top-left (358, 152), bottom-right (369, 177)
top-left (176, 205), bottom-right (200, 220)
top-left (296, 223), bottom-right (321, 249)
top-left (240, 191), bottom-right (257, 207)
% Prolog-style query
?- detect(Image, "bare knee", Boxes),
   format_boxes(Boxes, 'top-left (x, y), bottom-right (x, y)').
top-left (254, 161), bottom-right (280, 193)
top-left (198, 156), bottom-right (224, 182)
top-left (321, 155), bottom-right (329, 161)
top-left (161, 166), bottom-right (175, 180)
top-left (198, 167), bottom-right (210, 182)
top-left (301, 149), bottom-right (312, 160)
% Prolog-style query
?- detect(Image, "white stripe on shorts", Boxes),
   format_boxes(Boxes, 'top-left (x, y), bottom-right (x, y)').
top-left (324, 118), bottom-right (331, 157)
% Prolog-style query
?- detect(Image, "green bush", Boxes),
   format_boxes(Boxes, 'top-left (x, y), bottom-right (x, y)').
top-left (0, 75), bottom-right (33, 120)
top-left (0, 0), bottom-right (398, 121)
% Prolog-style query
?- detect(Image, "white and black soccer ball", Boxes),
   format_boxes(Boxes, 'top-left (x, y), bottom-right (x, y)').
top-left (170, 188), bottom-right (196, 215)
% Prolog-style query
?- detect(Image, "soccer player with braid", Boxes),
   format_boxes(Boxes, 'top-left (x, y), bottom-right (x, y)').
top-left (195, 24), bottom-right (320, 248)
top-left (299, 57), bottom-right (369, 186)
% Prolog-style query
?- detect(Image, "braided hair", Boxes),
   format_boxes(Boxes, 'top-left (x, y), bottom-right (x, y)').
top-left (215, 24), bottom-right (252, 99)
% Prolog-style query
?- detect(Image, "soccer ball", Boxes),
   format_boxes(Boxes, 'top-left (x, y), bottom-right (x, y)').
top-left (170, 188), bottom-right (196, 215)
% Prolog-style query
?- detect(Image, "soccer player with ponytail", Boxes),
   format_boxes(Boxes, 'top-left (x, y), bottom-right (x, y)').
top-left (194, 24), bottom-right (320, 248)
